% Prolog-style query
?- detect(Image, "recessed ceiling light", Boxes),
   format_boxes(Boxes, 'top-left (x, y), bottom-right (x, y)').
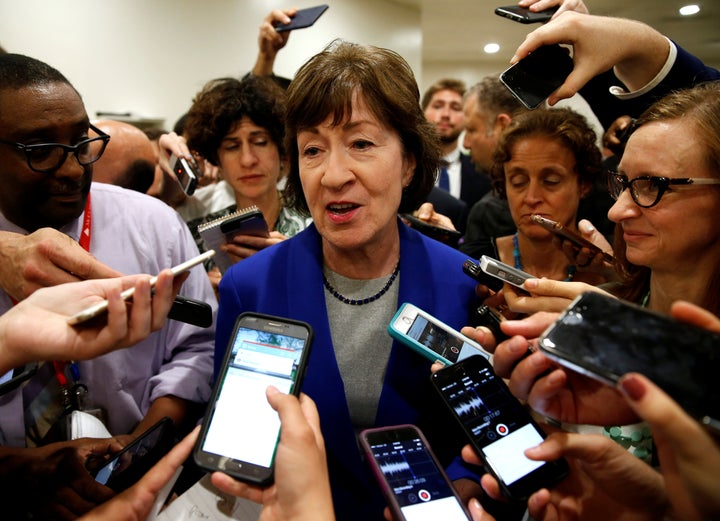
top-left (679, 4), bottom-right (700, 16)
top-left (484, 43), bottom-right (500, 54)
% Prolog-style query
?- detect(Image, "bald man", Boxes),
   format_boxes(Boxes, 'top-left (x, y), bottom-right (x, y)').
top-left (92, 119), bottom-right (156, 193)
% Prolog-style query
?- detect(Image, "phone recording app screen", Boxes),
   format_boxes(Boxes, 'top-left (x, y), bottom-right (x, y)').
top-left (369, 436), bottom-right (468, 521)
top-left (202, 327), bottom-right (306, 468)
top-left (406, 314), bottom-right (484, 364)
top-left (438, 362), bottom-right (544, 485)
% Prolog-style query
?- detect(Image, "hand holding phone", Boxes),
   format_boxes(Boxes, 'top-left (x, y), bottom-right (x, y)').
top-left (388, 302), bottom-right (491, 365)
top-left (275, 4), bottom-right (328, 32)
top-left (500, 44), bottom-right (574, 109)
top-left (539, 292), bottom-right (720, 428)
top-left (359, 425), bottom-right (471, 521)
top-left (531, 215), bottom-right (614, 264)
top-left (494, 5), bottom-right (558, 24)
top-left (170, 154), bottom-right (201, 196)
top-left (432, 355), bottom-right (568, 500)
top-left (194, 313), bottom-right (313, 485)
top-left (66, 249), bottom-right (215, 325)
top-left (479, 256), bottom-right (533, 292)
top-left (93, 417), bottom-right (175, 492)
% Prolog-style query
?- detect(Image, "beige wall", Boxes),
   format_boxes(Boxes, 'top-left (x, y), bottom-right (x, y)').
top-left (0, 0), bottom-right (421, 130)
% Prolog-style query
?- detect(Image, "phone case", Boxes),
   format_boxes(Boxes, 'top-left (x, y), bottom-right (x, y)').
top-left (359, 425), bottom-right (471, 521)
top-left (275, 4), bottom-right (328, 32)
top-left (94, 417), bottom-right (175, 492)
top-left (531, 215), bottom-right (614, 263)
top-left (401, 213), bottom-right (462, 246)
top-left (538, 291), bottom-right (720, 425)
top-left (388, 302), bottom-right (490, 365)
top-left (494, 5), bottom-right (558, 24)
top-left (194, 312), bottom-right (314, 485)
top-left (499, 44), bottom-right (573, 109)
top-left (431, 355), bottom-right (568, 500)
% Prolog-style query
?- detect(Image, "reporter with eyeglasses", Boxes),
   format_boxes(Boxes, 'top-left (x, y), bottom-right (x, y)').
top-left (469, 82), bottom-right (720, 433)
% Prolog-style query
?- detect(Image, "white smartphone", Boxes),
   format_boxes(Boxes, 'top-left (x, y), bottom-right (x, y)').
top-left (66, 249), bottom-right (215, 325)
top-left (388, 302), bottom-right (491, 365)
top-left (479, 255), bottom-right (533, 291)
top-left (359, 425), bottom-right (471, 521)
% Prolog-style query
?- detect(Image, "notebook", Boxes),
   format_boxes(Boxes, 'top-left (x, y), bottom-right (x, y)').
top-left (197, 206), bottom-right (268, 273)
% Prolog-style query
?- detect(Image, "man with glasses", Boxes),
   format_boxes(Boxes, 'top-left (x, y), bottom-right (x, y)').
top-left (0, 53), bottom-right (216, 517)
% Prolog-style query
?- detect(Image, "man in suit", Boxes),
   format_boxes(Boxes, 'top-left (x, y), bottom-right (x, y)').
top-left (421, 78), bottom-right (491, 232)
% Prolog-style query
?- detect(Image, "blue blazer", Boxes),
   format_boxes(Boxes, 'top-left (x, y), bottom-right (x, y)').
top-left (215, 221), bottom-right (479, 520)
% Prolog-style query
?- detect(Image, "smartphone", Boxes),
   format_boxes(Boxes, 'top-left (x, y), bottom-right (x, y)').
top-left (93, 416), bottom-right (175, 492)
top-left (531, 215), bottom-right (614, 264)
top-left (170, 154), bottom-right (201, 196)
top-left (66, 249), bottom-right (215, 325)
top-left (275, 4), bottom-right (329, 32)
top-left (500, 44), bottom-right (574, 109)
top-left (0, 363), bottom-right (39, 396)
top-left (462, 258), bottom-right (503, 292)
top-left (479, 255), bottom-right (533, 292)
top-left (538, 291), bottom-right (720, 429)
top-left (494, 5), bottom-right (558, 24)
top-left (194, 312), bottom-right (313, 485)
top-left (432, 355), bottom-right (568, 500)
top-left (401, 213), bottom-right (462, 247)
top-left (473, 305), bottom-right (509, 343)
top-left (359, 425), bottom-right (471, 521)
top-left (388, 302), bottom-right (491, 366)
top-left (167, 295), bottom-right (213, 328)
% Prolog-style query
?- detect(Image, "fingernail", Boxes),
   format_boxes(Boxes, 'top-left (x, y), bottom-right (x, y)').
top-left (524, 278), bottom-right (538, 289)
top-left (619, 374), bottom-right (646, 401)
top-left (581, 221), bottom-right (595, 232)
top-left (469, 498), bottom-right (482, 511)
top-left (266, 385), bottom-right (280, 396)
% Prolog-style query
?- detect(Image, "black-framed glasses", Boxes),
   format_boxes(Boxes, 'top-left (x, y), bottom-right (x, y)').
top-left (0, 123), bottom-right (110, 173)
top-left (607, 171), bottom-right (720, 208)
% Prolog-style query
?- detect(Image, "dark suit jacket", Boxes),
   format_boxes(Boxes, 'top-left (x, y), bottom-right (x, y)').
top-left (459, 153), bottom-right (492, 209)
top-left (427, 186), bottom-right (468, 234)
top-left (215, 222), bottom-right (478, 520)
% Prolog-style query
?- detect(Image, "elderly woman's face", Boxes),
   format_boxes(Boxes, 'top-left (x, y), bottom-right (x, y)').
top-left (504, 135), bottom-right (588, 240)
top-left (297, 94), bottom-right (415, 254)
top-left (609, 120), bottom-right (720, 272)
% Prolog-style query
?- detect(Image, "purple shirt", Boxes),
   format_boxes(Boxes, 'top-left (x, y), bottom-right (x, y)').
top-left (0, 183), bottom-right (216, 446)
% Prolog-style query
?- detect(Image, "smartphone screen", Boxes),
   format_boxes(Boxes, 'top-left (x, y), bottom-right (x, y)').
top-left (360, 425), bottom-right (471, 521)
top-left (388, 303), bottom-right (490, 365)
top-left (94, 417), bottom-right (174, 491)
top-left (499, 44), bottom-right (574, 109)
top-left (194, 313), bottom-right (313, 484)
top-left (432, 355), bottom-right (567, 500)
top-left (539, 291), bottom-right (720, 426)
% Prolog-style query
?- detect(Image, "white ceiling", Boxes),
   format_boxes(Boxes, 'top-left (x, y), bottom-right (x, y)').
top-left (389, 0), bottom-right (720, 68)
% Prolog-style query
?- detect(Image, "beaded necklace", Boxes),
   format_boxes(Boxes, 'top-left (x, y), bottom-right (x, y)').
top-left (513, 233), bottom-right (576, 281)
top-left (323, 263), bottom-right (400, 305)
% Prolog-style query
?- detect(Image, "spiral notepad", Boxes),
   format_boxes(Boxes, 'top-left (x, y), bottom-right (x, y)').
top-left (197, 205), bottom-right (268, 273)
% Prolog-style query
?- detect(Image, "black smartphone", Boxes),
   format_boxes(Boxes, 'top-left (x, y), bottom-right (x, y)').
top-left (167, 295), bottom-right (213, 328)
top-left (170, 154), bottom-right (201, 196)
top-left (494, 5), bottom-right (558, 24)
top-left (359, 424), bottom-right (471, 521)
top-left (539, 291), bottom-right (720, 429)
top-left (401, 213), bottom-right (462, 247)
top-left (275, 4), bottom-right (329, 32)
top-left (473, 305), bottom-right (509, 343)
top-left (194, 312), bottom-right (313, 485)
top-left (462, 258), bottom-right (502, 291)
top-left (388, 302), bottom-right (491, 366)
top-left (500, 44), bottom-right (574, 109)
top-left (0, 363), bottom-right (38, 396)
top-left (432, 355), bottom-right (568, 500)
top-left (93, 416), bottom-right (175, 492)
top-left (531, 215), bottom-right (614, 263)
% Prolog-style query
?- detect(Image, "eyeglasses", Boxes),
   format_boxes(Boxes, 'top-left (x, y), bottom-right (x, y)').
top-left (0, 124), bottom-right (110, 173)
top-left (607, 171), bottom-right (720, 208)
